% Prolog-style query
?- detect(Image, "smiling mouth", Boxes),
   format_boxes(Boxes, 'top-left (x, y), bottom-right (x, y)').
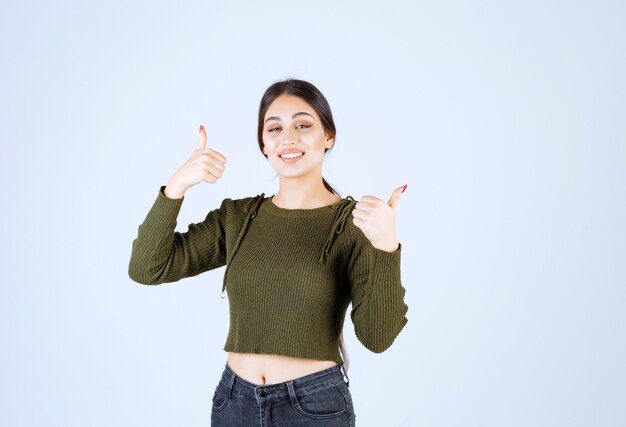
top-left (279, 152), bottom-right (304, 159)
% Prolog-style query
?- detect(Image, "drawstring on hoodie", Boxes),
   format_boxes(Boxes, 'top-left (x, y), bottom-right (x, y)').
top-left (319, 196), bottom-right (356, 264)
top-left (221, 193), bottom-right (266, 299)
top-left (220, 194), bottom-right (357, 298)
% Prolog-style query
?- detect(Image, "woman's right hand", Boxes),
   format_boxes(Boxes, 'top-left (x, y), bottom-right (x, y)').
top-left (164, 125), bottom-right (227, 199)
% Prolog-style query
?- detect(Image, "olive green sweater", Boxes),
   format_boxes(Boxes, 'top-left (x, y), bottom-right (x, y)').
top-left (128, 185), bottom-right (409, 364)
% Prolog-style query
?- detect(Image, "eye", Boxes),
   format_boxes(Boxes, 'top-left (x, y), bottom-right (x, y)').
top-left (296, 124), bottom-right (312, 129)
top-left (267, 127), bottom-right (281, 132)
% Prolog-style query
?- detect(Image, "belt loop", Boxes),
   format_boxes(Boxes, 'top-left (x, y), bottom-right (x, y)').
top-left (286, 380), bottom-right (298, 407)
top-left (226, 368), bottom-right (236, 399)
top-left (340, 363), bottom-right (350, 387)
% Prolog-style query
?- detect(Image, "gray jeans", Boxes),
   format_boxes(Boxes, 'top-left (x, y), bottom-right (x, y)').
top-left (211, 361), bottom-right (356, 426)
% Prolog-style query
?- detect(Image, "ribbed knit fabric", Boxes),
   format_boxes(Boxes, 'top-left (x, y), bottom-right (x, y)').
top-left (128, 185), bottom-right (409, 364)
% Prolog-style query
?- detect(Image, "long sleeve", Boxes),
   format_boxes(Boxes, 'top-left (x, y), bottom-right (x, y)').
top-left (128, 185), bottom-right (227, 285)
top-left (346, 223), bottom-right (409, 353)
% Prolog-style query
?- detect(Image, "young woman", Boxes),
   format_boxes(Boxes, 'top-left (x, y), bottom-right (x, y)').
top-left (128, 78), bottom-right (409, 426)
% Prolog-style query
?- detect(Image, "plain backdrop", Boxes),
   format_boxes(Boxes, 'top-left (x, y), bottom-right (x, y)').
top-left (1, 0), bottom-right (625, 426)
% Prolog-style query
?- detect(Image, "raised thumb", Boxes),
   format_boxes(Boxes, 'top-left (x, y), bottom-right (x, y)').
top-left (196, 124), bottom-right (207, 150)
top-left (387, 184), bottom-right (407, 208)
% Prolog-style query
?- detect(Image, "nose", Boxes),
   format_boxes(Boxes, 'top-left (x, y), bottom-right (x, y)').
top-left (281, 127), bottom-right (298, 145)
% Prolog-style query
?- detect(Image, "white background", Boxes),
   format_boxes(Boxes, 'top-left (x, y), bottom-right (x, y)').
top-left (1, 0), bottom-right (625, 426)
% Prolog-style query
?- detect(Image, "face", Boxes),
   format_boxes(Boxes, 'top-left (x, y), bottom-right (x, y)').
top-left (262, 94), bottom-right (334, 180)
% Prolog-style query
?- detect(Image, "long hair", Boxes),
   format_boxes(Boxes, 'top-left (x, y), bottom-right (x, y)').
top-left (257, 78), bottom-right (339, 197)
top-left (256, 78), bottom-right (349, 372)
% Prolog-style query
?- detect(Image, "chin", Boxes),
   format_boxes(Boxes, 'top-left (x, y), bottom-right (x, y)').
top-left (274, 167), bottom-right (313, 180)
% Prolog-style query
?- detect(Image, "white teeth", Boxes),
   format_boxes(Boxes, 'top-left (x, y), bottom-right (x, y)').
top-left (281, 152), bottom-right (304, 159)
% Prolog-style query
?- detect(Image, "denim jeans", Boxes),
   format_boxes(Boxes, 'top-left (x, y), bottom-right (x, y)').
top-left (211, 361), bottom-right (356, 426)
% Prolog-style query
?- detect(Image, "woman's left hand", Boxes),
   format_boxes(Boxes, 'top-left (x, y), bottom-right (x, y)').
top-left (352, 185), bottom-right (406, 252)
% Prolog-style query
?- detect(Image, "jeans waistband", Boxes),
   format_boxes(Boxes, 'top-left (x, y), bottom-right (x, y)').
top-left (219, 361), bottom-right (348, 401)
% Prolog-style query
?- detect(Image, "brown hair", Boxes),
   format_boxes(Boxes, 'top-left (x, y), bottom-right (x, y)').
top-left (257, 78), bottom-right (339, 197)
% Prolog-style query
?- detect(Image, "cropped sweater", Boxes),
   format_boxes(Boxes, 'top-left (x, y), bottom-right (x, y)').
top-left (128, 186), bottom-right (409, 364)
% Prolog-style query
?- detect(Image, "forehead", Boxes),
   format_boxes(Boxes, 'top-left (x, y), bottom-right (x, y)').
top-left (264, 95), bottom-right (318, 121)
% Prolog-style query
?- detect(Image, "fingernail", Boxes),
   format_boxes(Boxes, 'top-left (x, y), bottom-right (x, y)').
top-left (199, 125), bottom-right (204, 132)
top-left (401, 184), bottom-right (407, 193)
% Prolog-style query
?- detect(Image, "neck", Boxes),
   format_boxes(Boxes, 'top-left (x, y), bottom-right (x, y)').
top-left (272, 175), bottom-right (339, 209)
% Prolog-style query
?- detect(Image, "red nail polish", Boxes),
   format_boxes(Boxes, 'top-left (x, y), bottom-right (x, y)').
top-left (401, 184), bottom-right (407, 193)
top-left (199, 125), bottom-right (204, 132)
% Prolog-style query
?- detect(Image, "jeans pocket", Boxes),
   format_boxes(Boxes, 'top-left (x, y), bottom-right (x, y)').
top-left (293, 382), bottom-right (349, 420)
top-left (211, 383), bottom-right (230, 412)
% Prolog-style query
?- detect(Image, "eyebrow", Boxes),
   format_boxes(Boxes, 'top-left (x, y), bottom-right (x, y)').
top-left (264, 111), bottom-right (314, 125)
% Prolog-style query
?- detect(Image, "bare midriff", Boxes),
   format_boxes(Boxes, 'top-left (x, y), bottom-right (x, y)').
top-left (227, 352), bottom-right (338, 385)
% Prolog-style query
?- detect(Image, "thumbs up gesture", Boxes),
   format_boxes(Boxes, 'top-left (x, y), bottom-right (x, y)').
top-left (352, 185), bottom-right (406, 252)
top-left (164, 125), bottom-right (228, 198)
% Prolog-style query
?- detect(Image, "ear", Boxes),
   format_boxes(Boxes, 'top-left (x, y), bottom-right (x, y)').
top-left (325, 136), bottom-right (335, 150)
top-left (261, 144), bottom-right (268, 156)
